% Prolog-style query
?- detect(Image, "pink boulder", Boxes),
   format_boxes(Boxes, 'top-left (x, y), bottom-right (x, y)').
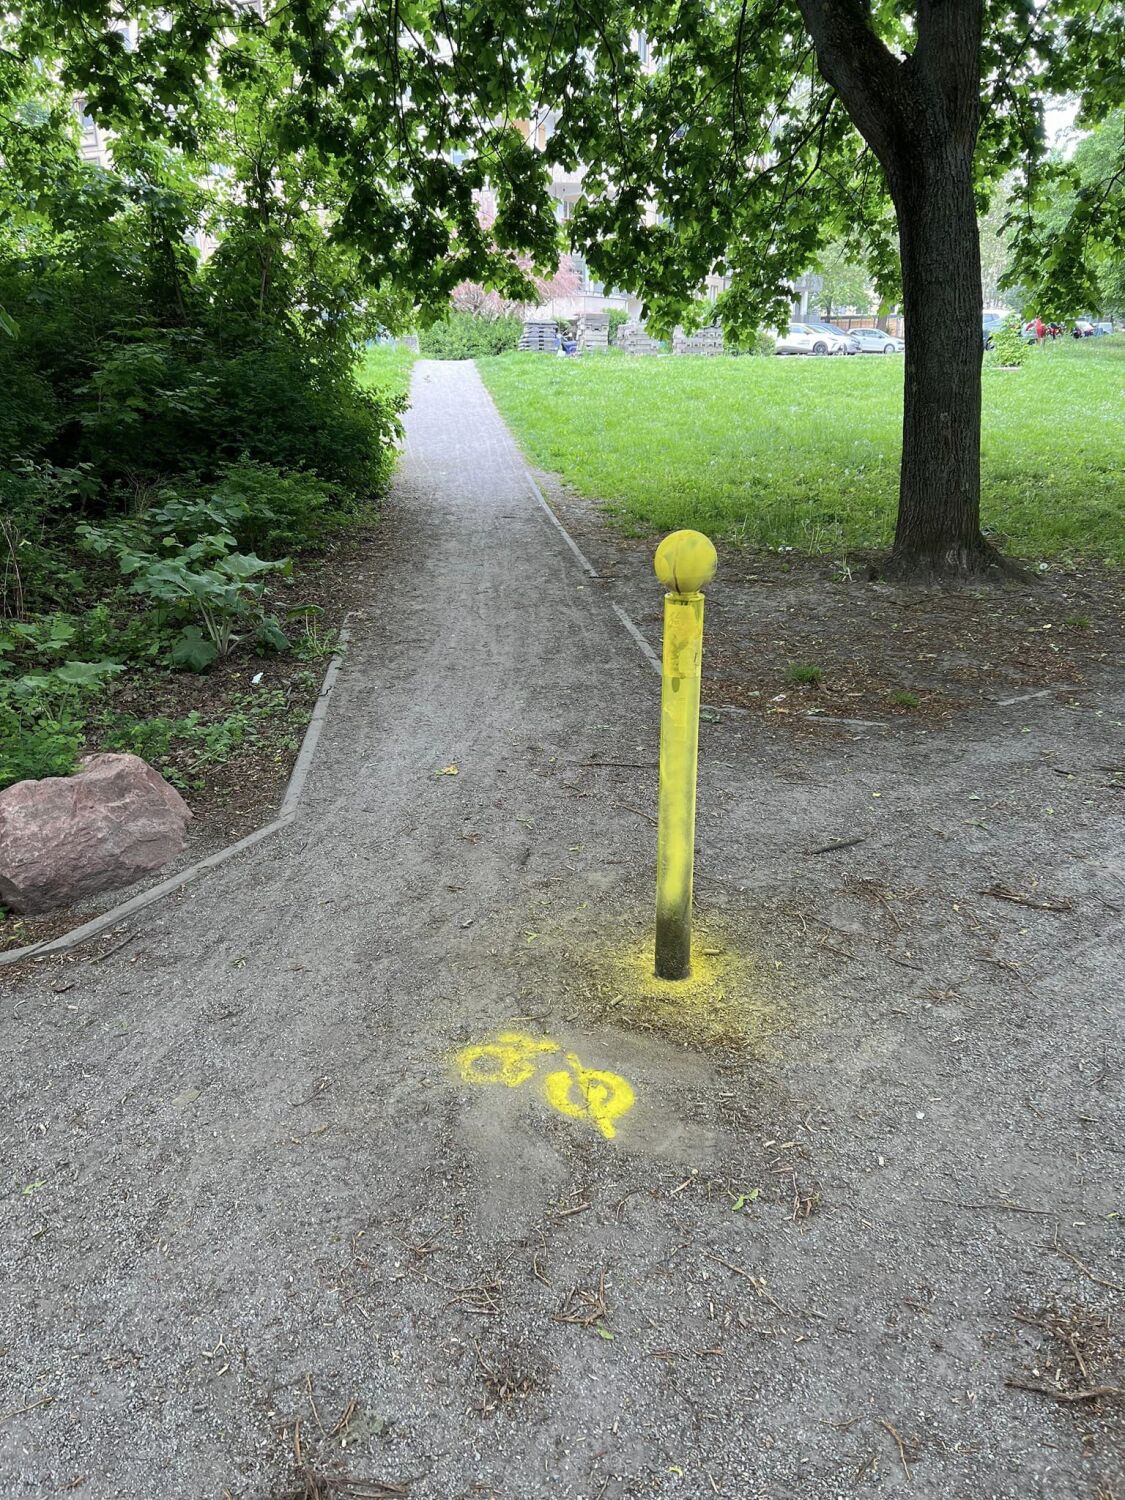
top-left (0, 753), bottom-right (192, 914)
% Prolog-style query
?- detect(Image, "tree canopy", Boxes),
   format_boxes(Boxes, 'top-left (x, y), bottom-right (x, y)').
top-left (6, 1), bottom-right (1121, 328)
top-left (4, 0), bottom-right (1123, 572)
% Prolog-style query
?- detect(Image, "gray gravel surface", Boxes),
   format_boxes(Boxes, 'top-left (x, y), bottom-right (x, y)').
top-left (2, 360), bottom-right (1122, 1500)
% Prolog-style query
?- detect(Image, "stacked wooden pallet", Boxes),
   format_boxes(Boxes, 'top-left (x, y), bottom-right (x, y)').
top-left (616, 319), bottom-right (664, 355)
top-left (518, 320), bottom-right (559, 352)
top-left (575, 312), bottom-right (610, 353)
top-left (673, 324), bottom-right (725, 356)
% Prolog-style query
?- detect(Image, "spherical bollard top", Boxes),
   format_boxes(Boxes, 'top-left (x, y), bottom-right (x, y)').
top-left (654, 530), bottom-right (718, 595)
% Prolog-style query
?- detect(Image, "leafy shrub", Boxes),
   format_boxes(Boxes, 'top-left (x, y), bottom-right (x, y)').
top-left (0, 660), bottom-right (123, 790)
top-left (204, 461), bottom-right (345, 556)
top-left (0, 267), bottom-right (405, 512)
top-left (726, 328), bottom-right (776, 357)
top-left (0, 462), bottom-right (95, 614)
top-left (0, 709), bottom-right (82, 789)
top-left (419, 311), bottom-right (524, 359)
top-left (988, 318), bottom-right (1026, 367)
top-left (78, 519), bottom-right (291, 670)
top-left (203, 336), bottom-right (404, 494)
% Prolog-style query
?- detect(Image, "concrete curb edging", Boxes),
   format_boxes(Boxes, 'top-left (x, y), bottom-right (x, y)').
top-left (527, 473), bottom-right (600, 579)
top-left (0, 619), bottom-right (353, 969)
top-left (611, 601), bottom-right (662, 677)
top-left (524, 468), bottom-right (660, 677)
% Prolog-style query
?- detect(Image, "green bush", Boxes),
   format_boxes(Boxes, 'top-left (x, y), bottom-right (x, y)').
top-left (608, 309), bottom-right (630, 343)
top-left (988, 318), bottom-right (1026, 368)
top-left (78, 516), bottom-right (292, 670)
top-left (0, 266), bottom-right (405, 536)
top-left (0, 660), bottom-right (123, 791)
top-left (419, 311), bottom-right (524, 359)
top-left (203, 336), bottom-right (403, 494)
top-left (205, 461), bottom-right (345, 556)
top-left (725, 328), bottom-right (776, 357)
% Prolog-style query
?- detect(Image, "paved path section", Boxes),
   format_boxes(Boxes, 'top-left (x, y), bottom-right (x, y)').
top-left (2, 362), bottom-right (1121, 1500)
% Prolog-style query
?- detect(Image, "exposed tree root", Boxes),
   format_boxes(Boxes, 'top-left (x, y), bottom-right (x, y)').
top-left (876, 535), bottom-right (1032, 582)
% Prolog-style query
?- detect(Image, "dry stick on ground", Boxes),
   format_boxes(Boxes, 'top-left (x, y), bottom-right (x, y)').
top-left (880, 1420), bottom-right (915, 1482)
top-left (703, 1253), bottom-right (786, 1313)
top-left (327, 1398), bottom-right (359, 1442)
top-left (1013, 1313), bottom-right (1093, 1384)
top-left (576, 760), bottom-right (658, 769)
top-left (1050, 1236), bottom-right (1125, 1293)
top-left (0, 1394), bottom-right (54, 1424)
top-left (87, 930), bottom-right (139, 964)
top-left (306, 1373), bottom-right (325, 1434)
top-left (806, 836), bottom-right (867, 855)
top-left (981, 883), bottom-right (1074, 913)
top-left (1006, 1380), bottom-right (1125, 1404)
top-left (613, 801), bottom-right (658, 824)
top-left (555, 1271), bottom-right (609, 1327)
top-left (922, 1196), bottom-right (1053, 1217)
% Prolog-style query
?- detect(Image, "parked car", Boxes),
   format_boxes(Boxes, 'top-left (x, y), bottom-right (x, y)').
top-left (1072, 319), bottom-right (1096, 337)
top-left (1092, 321), bottom-right (1115, 336)
top-left (850, 327), bottom-right (905, 354)
top-left (811, 321), bottom-right (861, 353)
top-left (775, 322), bottom-right (852, 356)
top-left (982, 313), bottom-right (1005, 349)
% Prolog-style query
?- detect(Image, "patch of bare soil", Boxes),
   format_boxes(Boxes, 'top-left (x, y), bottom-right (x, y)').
top-left (0, 524), bottom-right (388, 957)
top-left (543, 479), bottom-right (1125, 732)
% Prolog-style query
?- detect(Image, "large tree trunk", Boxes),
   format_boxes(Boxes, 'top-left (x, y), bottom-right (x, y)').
top-left (796, 0), bottom-right (1008, 577)
top-left (886, 146), bottom-right (997, 575)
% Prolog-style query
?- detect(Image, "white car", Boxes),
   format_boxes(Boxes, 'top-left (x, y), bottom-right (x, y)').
top-left (849, 327), bottom-right (905, 354)
top-left (775, 322), bottom-right (851, 356)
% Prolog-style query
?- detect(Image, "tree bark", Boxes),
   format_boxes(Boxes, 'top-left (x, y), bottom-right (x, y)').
top-left (885, 144), bottom-right (997, 575)
top-left (797, 0), bottom-right (1007, 577)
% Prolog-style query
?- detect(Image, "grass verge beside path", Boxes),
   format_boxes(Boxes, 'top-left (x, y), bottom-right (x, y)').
top-left (478, 337), bottom-right (1125, 562)
top-left (357, 343), bottom-right (417, 402)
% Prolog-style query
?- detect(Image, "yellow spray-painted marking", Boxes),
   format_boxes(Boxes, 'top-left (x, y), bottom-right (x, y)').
top-left (455, 1030), bottom-right (559, 1088)
top-left (543, 1055), bottom-right (635, 1140)
top-left (454, 1030), bottom-right (635, 1140)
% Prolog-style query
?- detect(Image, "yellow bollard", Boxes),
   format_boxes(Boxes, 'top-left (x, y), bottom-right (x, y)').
top-left (653, 529), bottom-right (717, 980)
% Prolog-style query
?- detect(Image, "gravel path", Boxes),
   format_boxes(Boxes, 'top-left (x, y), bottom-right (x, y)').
top-left (2, 360), bottom-right (1122, 1500)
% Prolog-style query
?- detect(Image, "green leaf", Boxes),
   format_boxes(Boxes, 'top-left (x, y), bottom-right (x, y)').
top-left (52, 659), bottom-right (123, 687)
top-left (255, 615), bottom-right (289, 652)
top-left (170, 627), bottom-right (219, 672)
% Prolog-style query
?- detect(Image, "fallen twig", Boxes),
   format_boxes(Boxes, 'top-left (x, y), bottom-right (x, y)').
top-left (981, 883), bottom-right (1073, 913)
top-left (1049, 1238), bottom-right (1125, 1293)
top-left (88, 930), bottom-right (138, 963)
top-left (806, 837), bottom-right (867, 856)
top-left (1005, 1380), bottom-right (1125, 1404)
top-left (0, 1394), bottom-right (54, 1424)
top-left (923, 1196), bottom-right (1052, 1217)
top-left (577, 761), bottom-right (657, 769)
top-left (880, 1419), bottom-right (914, 1482)
top-left (613, 801), bottom-right (657, 824)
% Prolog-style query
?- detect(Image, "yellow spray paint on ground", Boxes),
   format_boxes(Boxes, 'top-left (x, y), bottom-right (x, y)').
top-left (554, 926), bottom-right (789, 1054)
top-left (454, 1030), bottom-right (635, 1140)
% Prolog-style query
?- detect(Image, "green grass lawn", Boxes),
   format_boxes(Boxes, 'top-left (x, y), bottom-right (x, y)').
top-left (356, 342), bottom-right (417, 401)
top-left (477, 337), bottom-right (1125, 562)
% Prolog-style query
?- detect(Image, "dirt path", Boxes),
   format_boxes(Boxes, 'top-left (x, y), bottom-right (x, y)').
top-left (2, 361), bottom-right (1122, 1500)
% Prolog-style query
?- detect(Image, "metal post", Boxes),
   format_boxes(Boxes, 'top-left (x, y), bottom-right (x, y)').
top-left (653, 530), bottom-right (717, 980)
